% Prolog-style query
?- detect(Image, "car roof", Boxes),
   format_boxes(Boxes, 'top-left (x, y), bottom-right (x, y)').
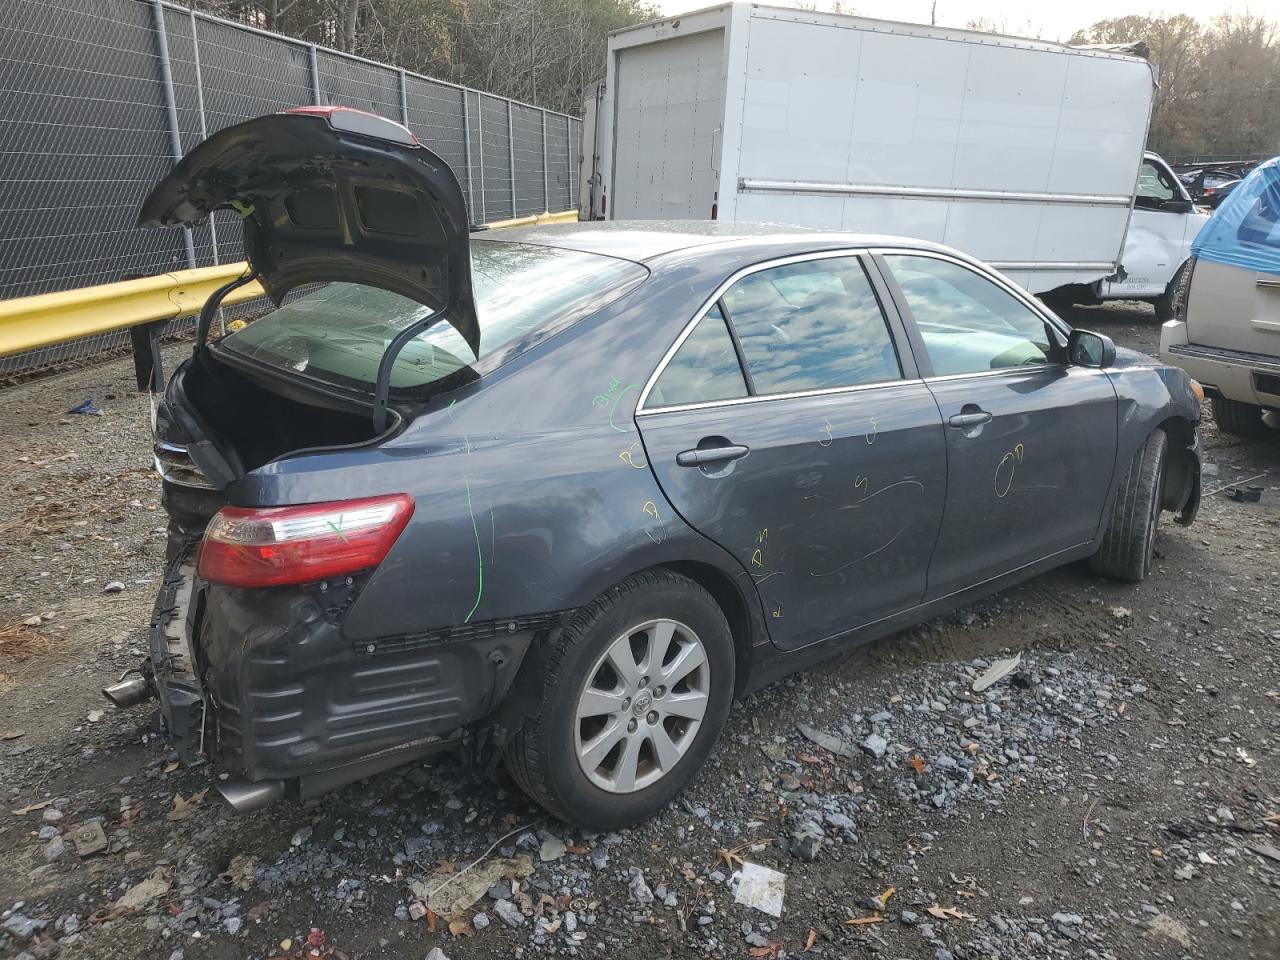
top-left (477, 219), bottom-right (961, 264)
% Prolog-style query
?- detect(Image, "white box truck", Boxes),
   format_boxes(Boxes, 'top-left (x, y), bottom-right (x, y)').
top-left (583, 2), bottom-right (1206, 308)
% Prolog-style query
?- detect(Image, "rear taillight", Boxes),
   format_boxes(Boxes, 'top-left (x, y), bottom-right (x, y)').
top-left (197, 494), bottom-right (414, 588)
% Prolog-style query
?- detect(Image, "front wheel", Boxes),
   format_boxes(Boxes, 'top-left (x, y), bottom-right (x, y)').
top-left (1089, 429), bottom-right (1167, 582)
top-left (504, 569), bottom-right (734, 829)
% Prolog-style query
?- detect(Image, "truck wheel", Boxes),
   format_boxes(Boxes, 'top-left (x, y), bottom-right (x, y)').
top-left (504, 569), bottom-right (734, 829)
top-left (1089, 429), bottom-right (1167, 582)
top-left (1213, 396), bottom-right (1272, 438)
top-left (1152, 262), bottom-right (1187, 322)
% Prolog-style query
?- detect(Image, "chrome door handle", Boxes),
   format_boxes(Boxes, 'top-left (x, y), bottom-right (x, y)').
top-left (948, 411), bottom-right (992, 428)
top-left (676, 444), bottom-right (749, 467)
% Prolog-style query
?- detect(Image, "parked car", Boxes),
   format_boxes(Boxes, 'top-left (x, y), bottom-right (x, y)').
top-left (111, 107), bottom-right (1204, 829)
top-left (1202, 177), bottom-right (1242, 209)
top-left (1161, 157), bottom-right (1280, 437)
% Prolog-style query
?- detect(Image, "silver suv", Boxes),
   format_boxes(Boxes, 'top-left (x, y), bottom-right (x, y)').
top-left (1161, 157), bottom-right (1280, 437)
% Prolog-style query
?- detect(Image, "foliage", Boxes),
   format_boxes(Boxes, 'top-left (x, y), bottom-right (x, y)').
top-left (193, 0), bottom-right (657, 115)
top-left (194, 3), bottom-right (1278, 155)
top-left (1068, 14), bottom-right (1279, 156)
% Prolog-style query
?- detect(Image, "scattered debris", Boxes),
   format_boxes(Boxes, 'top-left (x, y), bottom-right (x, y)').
top-left (68, 399), bottom-right (103, 416)
top-left (972, 653), bottom-right (1022, 692)
top-left (539, 834), bottom-right (567, 861)
top-left (1247, 843), bottom-right (1280, 863)
top-left (10, 798), bottom-right (53, 815)
top-left (733, 862), bottom-right (786, 918)
top-left (927, 905), bottom-right (977, 922)
top-left (168, 787), bottom-right (209, 821)
top-left (1225, 485), bottom-right (1262, 503)
top-left (218, 853), bottom-right (258, 890)
top-left (796, 722), bottom-right (857, 759)
top-left (115, 867), bottom-right (172, 910)
top-left (410, 854), bottom-right (534, 915)
top-left (102, 580), bottom-right (126, 594)
top-left (71, 820), bottom-right (108, 856)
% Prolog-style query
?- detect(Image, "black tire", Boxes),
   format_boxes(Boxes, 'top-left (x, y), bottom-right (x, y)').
top-left (1152, 262), bottom-right (1187, 322)
top-left (504, 569), bottom-right (734, 830)
top-left (1090, 429), bottom-right (1168, 582)
top-left (1212, 396), bottom-right (1272, 438)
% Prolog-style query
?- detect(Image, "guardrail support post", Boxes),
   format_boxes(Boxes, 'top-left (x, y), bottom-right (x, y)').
top-left (150, 0), bottom-right (195, 270)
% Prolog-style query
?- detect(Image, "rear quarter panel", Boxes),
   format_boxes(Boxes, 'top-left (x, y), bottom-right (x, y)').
top-left (229, 252), bottom-right (771, 646)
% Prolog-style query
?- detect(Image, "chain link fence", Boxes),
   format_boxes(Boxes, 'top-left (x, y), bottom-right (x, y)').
top-left (0, 0), bottom-right (582, 379)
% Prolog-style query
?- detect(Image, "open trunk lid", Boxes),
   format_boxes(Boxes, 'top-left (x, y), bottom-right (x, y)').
top-left (139, 106), bottom-right (479, 356)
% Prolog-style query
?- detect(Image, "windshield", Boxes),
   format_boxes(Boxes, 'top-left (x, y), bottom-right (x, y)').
top-left (221, 239), bottom-right (647, 393)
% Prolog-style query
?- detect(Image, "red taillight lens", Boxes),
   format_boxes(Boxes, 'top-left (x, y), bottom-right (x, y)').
top-left (197, 494), bottom-right (414, 588)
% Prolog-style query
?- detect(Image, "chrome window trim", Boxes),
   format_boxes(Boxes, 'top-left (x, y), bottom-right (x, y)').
top-left (637, 247), bottom-right (907, 414)
top-left (636, 376), bottom-right (926, 417)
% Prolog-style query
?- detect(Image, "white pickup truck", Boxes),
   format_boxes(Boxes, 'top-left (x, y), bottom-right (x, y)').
top-left (580, 2), bottom-right (1206, 313)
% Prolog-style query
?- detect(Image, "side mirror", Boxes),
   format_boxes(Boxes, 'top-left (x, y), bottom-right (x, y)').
top-left (1068, 329), bottom-right (1116, 369)
top-left (1162, 198), bottom-right (1193, 214)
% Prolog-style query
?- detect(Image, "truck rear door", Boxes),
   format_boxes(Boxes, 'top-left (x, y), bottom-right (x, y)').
top-left (610, 28), bottom-right (724, 219)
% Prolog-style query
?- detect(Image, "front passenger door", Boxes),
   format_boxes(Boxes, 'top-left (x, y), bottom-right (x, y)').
top-left (878, 252), bottom-right (1118, 600)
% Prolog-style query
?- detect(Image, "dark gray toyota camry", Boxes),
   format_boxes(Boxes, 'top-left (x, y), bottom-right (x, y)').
top-left (110, 107), bottom-right (1203, 829)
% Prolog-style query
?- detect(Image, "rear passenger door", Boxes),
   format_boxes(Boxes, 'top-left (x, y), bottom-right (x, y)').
top-left (636, 252), bottom-right (947, 651)
top-left (876, 251), bottom-right (1118, 599)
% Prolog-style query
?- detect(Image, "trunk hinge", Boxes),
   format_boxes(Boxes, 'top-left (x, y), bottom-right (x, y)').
top-left (371, 306), bottom-right (446, 432)
top-left (196, 272), bottom-right (260, 351)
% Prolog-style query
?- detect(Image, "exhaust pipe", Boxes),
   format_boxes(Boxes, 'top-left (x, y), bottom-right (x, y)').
top-left (103, 675), bottom-right (156, 709)
top-left (217, 777), bottom-right (285, 813)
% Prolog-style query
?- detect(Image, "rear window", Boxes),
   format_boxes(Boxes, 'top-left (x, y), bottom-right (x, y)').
top-left (220, 240), bottom-right (647, 393)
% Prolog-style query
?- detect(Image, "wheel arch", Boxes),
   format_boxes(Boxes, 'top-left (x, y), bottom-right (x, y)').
top-left (662, 560), bottom-right (761, 697)
top-left (1156, 415), bottom-right (1201, 522)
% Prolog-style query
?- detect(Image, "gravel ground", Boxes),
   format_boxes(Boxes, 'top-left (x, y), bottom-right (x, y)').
top-left (0, 303), bottom-right (1277, 960)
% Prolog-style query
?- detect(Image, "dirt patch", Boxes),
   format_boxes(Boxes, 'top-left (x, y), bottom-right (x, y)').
top-left (0, 310), bottom-right (1277, 960)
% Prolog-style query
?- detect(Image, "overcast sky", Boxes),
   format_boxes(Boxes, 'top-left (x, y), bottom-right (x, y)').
top-left (654, 1), bottom-right (1270, 42)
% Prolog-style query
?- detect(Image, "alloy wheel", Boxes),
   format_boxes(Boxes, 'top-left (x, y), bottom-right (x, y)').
top-left (573, 618), bottom-right (710, 793)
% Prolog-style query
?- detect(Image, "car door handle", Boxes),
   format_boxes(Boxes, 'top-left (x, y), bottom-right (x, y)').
top-left (676, 444), bottom-right (750, 467)
top-left (948, 411), bottom-right (993, 428)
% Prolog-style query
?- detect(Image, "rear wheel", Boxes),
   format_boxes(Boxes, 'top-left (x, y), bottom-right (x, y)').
top-left (1090, 430), bottom-right (1167, 582)
top-left (1212, 396), bottom-right (1272, 438)
top-left (504, 569), bottom-right (734, 829)
top-left (1152, 261), bottom-right (1189, 322)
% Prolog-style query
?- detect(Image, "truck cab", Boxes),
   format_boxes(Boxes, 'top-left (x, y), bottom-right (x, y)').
top-left (1100, 151), bottom-right (1210, 319)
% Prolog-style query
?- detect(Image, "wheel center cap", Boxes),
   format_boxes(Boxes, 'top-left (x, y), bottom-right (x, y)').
top-left (632, 691), bottom-right (652, 716)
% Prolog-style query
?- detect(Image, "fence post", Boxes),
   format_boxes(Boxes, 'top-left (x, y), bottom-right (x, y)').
top-left (462, 92), bottom-right (475, 219)
top-left (566, 118), bottom-right (574, 214)
top-left (398, 68), bottom-right (409, 126)
top-left (150, 0), bottom-right (195, 269)
top-left (507, 101), bottom-right (517, 219)
top-left (188, 9), bottom-right (218, 267)
top-left (308, 44), bottom-right (321, 103)
top-left (477, 96), bottom-right (486, 223)
top-left (542, 109), bottom-right (549, 214)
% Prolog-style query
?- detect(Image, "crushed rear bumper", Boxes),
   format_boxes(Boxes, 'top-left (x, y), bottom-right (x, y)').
top-left (147, 549), bottom-right (554, 806)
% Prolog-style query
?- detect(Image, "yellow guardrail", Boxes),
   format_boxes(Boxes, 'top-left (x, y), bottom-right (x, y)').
top-left (0, 209), bottom-right (580, 358)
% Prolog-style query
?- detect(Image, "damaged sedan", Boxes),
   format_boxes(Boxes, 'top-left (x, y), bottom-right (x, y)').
top-left (107, 107), bottom-right (1203, 829)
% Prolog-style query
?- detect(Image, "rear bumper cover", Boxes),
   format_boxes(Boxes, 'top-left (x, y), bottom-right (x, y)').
top-left (1160, 321), bottom-right (1280, 409)
top-left (149, 557), bottom-right (554, 790)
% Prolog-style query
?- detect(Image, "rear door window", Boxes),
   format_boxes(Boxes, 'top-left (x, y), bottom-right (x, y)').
top-left (221, 240), bottom-right (647, 393)
top-left (649, 305), bottom-right (749, 407)
top-left (719, 256), bottom-right (901, 394)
